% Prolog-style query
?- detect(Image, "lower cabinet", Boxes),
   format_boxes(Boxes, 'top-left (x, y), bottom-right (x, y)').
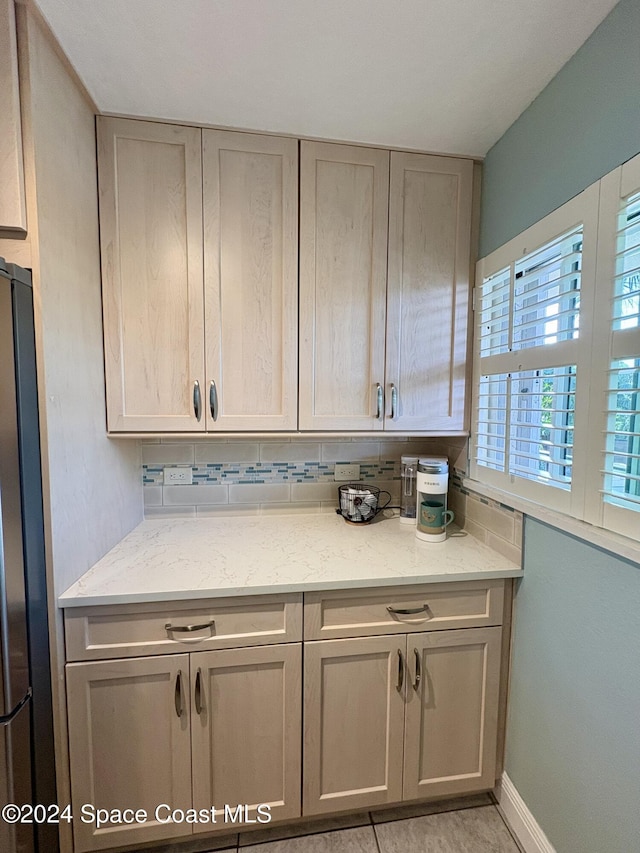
top-left (64, 582), bottom-right (506, 851)
top-left (66, 644), bottom-right (301, 852)
top-left (303, 627), bottom-right (502, 815)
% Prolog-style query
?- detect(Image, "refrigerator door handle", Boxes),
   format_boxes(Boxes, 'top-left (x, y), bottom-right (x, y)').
top-left (0, 686), bottom-right (31, 726)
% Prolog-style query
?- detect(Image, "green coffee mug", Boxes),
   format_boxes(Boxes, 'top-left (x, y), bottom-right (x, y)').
top-left (419, 500), bottom-right (454, 530)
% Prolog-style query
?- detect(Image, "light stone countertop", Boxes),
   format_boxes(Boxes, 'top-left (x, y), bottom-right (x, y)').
top-left (58, 513), bottom-right (523, 607)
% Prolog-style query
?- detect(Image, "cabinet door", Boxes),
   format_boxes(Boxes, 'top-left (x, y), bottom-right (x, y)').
top-left (299, 141), bottom-right (389, 430)
top-left (98, 117), bottom-right (205, 432)
top-left (303, 636), bottom-right (405, 815)
top-left (66, 655), bottom-right (192, 852)
top-left (386, 153), bottom-right (473, 431)
top-left (203, 131), bottom-right (298, 430)
top-left (191, 643), bottom-right (301, 829)
top-left (0, 0), bottom-right (26, 232)
top-left (403, 626), bottom-right (501, 800)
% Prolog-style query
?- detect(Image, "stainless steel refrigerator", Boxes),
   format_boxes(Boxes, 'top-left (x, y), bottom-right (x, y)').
top-left (0, 259), bottom-right (57, 852)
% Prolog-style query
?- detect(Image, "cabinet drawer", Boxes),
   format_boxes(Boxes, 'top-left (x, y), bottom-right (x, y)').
top-left (303, 581), bottom-right (504, 640)
top-left (65, 593), bottom-right (302, 661)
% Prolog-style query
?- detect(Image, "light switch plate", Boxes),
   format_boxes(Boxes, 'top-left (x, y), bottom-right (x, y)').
top-left (163, 467), bottom-right (193, 485)
top-left (334, 463), bottom-right (360, 481)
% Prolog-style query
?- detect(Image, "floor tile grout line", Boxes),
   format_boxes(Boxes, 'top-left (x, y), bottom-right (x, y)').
top-left (371, 818), bottom-right (383, 853)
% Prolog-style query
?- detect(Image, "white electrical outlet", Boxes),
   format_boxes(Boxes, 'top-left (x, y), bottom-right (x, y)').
top-left (334, 463), bottom-right (360, 481)
top-left (163, 467), bottom-right (193, 485)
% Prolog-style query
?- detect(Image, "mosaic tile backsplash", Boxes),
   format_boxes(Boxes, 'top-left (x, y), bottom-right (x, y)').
top-left (141, 437), bottom-right (467, 518)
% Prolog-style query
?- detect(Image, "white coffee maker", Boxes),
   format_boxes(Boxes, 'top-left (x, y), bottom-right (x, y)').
top-left (415, 457), bottom-right (453, 542)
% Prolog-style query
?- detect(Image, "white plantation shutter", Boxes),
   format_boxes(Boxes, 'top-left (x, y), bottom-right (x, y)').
top-left (472, 184), bottom-right (598, 514)
top-left (613, 191), bottom-right (640, 331)
top-left (603, 358), bottom-right (640, 511)
top-left (598, 179), bottom-right (640, 538)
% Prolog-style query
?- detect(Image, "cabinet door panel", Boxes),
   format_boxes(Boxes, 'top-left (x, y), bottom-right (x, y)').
top-left (66, 655), bottom-right (192, 852)
top-left (300, 142), bottom-right (389, 430)
top-left (98, 117), bottom-right (205, 432)
top-left (203, 131), bottom-right (298, 430)
top-left (0, 0), bottom-right (26, 231)
top-left (386, 153), bottom-right (472, 431)
top-left (191, 643), bottom-right (301, 830)
top-left (403, 626), bottom-right (501, 800)
top-left (303, 636), bottom-right (404, 815)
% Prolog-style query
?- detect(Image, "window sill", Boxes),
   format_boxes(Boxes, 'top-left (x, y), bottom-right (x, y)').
top-left (462, 477), bottom-right (640, 566)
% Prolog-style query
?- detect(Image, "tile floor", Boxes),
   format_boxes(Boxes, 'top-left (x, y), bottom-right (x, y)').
top-left (152, 795), bottom-right (522, 853)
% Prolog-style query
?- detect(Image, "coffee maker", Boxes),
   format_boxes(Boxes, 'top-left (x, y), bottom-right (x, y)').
top-left (415, 457), bottom-right (454, 542)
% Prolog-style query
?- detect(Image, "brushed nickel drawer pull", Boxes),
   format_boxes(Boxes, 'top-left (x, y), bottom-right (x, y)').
top-left (195, 667), bottom-right (203, 715)
top-left (165, 620), bottom-right (215, 634)
top-left (387, 605), bottom-right (429, 616)
top-left (413, 648), bottom-right (421, 691)
top-left (397, 649), bottom-right (405, 691)
top-left (174, 670), bottom-right (184, 718)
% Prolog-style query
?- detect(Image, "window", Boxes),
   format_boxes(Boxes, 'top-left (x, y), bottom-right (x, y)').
top-left (471, 184), bottom-right (598, 515)
top-left (472, 157), bottom-right (640, 544)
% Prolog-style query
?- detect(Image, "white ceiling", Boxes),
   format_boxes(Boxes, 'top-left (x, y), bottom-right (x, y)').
top-left (34, 0), bottom-right (618, 157)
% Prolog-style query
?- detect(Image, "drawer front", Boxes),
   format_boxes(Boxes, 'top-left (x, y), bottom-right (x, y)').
top-left (65, 594), bottom-right (303, 661)
top-left (303, 581), bottom-right (504, 640)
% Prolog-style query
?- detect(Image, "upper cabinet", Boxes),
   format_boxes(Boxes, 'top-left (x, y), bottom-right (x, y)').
top-left (202, 130), bottom-right (298, 430)
top-left (299, 142), bottom-right (390, 430)
top-left (98, 119), bottom-right (473, 434)
top-left (98, 118), bottom-right (298, 432)
top-left (386, 152), bottom-right (473, 431)
top-left (299, 142), bottom-right (473, 432)
top-left (98, 118), bottom-right (205, 432)
top-left (0, 0), bottom-right (27, 232)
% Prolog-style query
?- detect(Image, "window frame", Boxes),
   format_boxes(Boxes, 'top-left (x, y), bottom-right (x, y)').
top-left (470, 183), bottom-right (600, 518)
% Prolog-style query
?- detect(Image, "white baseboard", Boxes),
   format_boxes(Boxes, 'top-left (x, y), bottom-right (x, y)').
top-left (495, 773), bottom-right (556, 853)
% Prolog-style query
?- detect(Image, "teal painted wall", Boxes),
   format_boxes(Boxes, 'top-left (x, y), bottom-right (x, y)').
top-left (507, 520), bottom-right (640, 853)
top-left (480, 0), bottom-right (640, 257)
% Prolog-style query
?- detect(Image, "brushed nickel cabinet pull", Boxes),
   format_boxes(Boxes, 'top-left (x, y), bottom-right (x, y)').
top-left (413, 648), bottom-right (421, 691)
top-left (165, 620), bottom-right (215, 635)
top-left (376, 383), bottom-right (383, 419)
top-left (195, 668), bottom-right (203, 715)
top-left (387, 605), bottom-right (429, 616)
top-left (209, 380), bottom-right (218, 421)
top-left (390, 383), bottom-right (398, 418)
top-left (193, 380), bottom-right (202, 421)
top-left (174, 670), bottom-right (184, 718)
top-left (397, 649), bottom-right (405, 691)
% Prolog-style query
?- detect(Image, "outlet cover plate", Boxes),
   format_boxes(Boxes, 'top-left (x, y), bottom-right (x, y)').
top-left (334, 463), bottom-right (360, 481)
top-left (164, 467), bottom-right (193, 485)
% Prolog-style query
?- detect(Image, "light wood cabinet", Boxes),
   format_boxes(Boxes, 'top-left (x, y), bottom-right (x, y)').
top-left (303, 627), bottom-right (501, 815)
top-left (299, 141), bottom-right (390, 430)
top-left (386, 153), bottom-right (473, 431)
top-left (98, 118), bottom-right (298, 432)
top-left (66, 644), bottom-right (301, 851)
top-left (64, 580), bottom-right (505, 850)
top-left (0, 0), bottom-right (26, 232)
top-left (299, 142), bottom-right (473, 432)
top-left (66, 655), bottom-right (193, 852)
top-left (98, 117), bottom-right (205, 432)
top-left (202, 130), bottom-right (298, 430)
top-left (191, 643), bottom-right (301, 829)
